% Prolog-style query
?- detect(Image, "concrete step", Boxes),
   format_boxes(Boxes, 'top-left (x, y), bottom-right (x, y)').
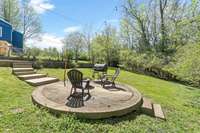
top-left (141, 97), bottom-right (153, 116)
top-left (18, 74), bottom-right (47, 80)
top-left (25, 77), bottom-right (59, 86)
top-left (153, 104), bottom-right (166, 120)
top-left (14, 71), bottom-right (36, 76)
top-left (13, 64), bottom-right (33, 68)
top-left (13, 62), bottom-right (33, 68)
top-left (13, 68), bottom-right (34, 72)
top-left (13, 62), bottom-right (32, 64)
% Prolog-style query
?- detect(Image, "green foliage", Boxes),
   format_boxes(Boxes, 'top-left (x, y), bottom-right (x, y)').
top-left (63, 32), bottom-right (86, 63)
top-left (120, 49), bottom-right (163, 69)
top-left (33, 59), bottom-right (44, 69)
top-left (91, 25), bottom-right (121, 66)
top-left (165, 44), bottom-right (200, 84)
top-left (42, 47), bottom-right (60, 59)
top-left (24, 46), bottom-right (62, 61)
top-left (79, 52), bottom-right (89, 61)
top-left (122, 0), bottom-right (200, 55)
top-left (1, 0), bottom-right (21, 29)
top-left (24, 47), bottom-right (41, 58)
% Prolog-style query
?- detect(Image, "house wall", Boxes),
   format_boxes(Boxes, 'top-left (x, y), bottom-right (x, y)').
top-left (0, 19), bottom-right (23, 52)
top-left (12, 30), bottom-right (23, 49)
top-left (0, 19), bottom-right (12, 44)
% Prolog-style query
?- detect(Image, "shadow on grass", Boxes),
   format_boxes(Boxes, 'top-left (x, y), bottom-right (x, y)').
top-left (77, 110), bottom-right (141, 125)
top-left (35, 104), bottom-right (143, 125)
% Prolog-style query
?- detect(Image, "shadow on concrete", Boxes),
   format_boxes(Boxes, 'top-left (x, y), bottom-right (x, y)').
top-left (65, 92), bottom-right (91, 108)
top-left (103, 85), bottom-right (127, 92)
top-left (93, 80), bottom-right (102, 84)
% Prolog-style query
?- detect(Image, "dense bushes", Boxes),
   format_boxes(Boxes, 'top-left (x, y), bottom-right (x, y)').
top-left (165, 44), bottom-right (200, 85)
top-left (119, 46), bottom-right (200, 87)
top-left (32, 59), bottom-right (92, 69)
top-left (119, 49), bottom-right (163, 70)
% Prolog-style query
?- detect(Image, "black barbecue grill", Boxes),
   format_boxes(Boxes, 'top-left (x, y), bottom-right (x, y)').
top-left (92, 64), bottom-right (108, 79)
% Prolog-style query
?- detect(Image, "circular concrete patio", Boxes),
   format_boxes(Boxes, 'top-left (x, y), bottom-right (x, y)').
top-left (32, 81), bottom-right (142, 119)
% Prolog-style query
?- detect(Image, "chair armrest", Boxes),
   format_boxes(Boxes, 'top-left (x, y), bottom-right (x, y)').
top-left (103, 74), bottom-right (113, 78)
top-left (82, 79), bottom-right (90, 88)
top-left (83, 79), bottom-right (90, 82)
top-left (83, 77), bottom-right (91, 81)
top-left (83, 78), bottom-right (90, 85)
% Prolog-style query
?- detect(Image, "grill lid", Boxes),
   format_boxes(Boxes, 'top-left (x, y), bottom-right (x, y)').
top-left (93, 64), bottom-right (107, 71)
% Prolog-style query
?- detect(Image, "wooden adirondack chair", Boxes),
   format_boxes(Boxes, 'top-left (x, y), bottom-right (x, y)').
top-left (100, 68), bottom-right (120, 87)
top-left (67, 69), bottom-right (90, 103)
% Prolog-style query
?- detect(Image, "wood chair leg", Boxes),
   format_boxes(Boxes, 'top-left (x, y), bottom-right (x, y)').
top-left (82, 89), bottom-right (84, 105)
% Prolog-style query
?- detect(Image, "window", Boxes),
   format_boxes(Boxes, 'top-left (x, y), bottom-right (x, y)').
top-left (0, 27), bottom-right (2, 37)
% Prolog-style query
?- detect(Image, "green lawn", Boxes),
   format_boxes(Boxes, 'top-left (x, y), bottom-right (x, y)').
top-left (0, 67), bottom-right (200, 132)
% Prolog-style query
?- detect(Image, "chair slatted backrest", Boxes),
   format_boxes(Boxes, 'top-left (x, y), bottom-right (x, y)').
top-left (111, 68), bottom-right (120, 82)
top-left (67, 69), bottom-right (83, 88)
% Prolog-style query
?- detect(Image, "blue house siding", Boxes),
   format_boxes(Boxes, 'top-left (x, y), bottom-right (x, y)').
top-left (0, 18), bottom-right (23, 51)
top-left (0, 19), bottom-right (12, 44)
top-left (12, 30), bottom-right (23, 49)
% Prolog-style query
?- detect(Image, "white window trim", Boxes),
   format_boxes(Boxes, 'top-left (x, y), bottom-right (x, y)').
top-left (0, 27), bottom-right (2, 37)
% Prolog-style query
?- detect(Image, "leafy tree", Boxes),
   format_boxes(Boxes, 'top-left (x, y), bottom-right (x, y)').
top-left (1, 0), bottom-right (21, 29)
top-left (91, 24), bottom-right (120, 66)
top-left (24, 46), bottom-right (41, 58)
top-left (165, 44), bottom-right (200, 84)
top-left (122, 0), bottom-right (151, 52)
top-left (82, 24), bottom-right (93, 60)
top-left (63, 32), bottom-right (85, 63)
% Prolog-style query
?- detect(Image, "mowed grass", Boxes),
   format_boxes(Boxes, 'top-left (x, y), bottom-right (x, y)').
top-left (0, 67), bottom-right (200, 132)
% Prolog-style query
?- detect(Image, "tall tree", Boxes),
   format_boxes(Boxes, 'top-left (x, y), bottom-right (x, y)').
top-left (91, 24), bottom-right (120, 66)
top-left (1, 0), bottom-right (21, 29)
top-left (0, 1), bottom-right (3, 17)
top-left (63, 32), bottom-right (85, 63)
top-left (82, 24), bottom-right (93, 61)
top-left (120, 18), bottom-right (136, 49)
top-left (22, 0), bottom-right (42, 42)
top-left (123, 0), bottom-right (151, 52)
top-left (159, 0), bottom-right (168, 53)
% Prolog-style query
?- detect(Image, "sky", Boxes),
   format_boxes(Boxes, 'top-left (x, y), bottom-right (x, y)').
top-left (28, 0), bottom-right (122, 50)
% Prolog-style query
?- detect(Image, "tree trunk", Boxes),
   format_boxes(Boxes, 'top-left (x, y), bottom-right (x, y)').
top-left (159, 0), bottom-right (167, 53)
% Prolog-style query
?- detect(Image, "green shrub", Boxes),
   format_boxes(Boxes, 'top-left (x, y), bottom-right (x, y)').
top-left (165, 44), bottom-right (200, 84)
top-left (33, 59), bottom-right (43, 69)
top-left (119, 49), bottom-right (164, 69)
top-left (79, 52), bottom-right (89, 61)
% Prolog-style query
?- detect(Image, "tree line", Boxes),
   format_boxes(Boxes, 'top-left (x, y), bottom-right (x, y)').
top-left (1, 0), bottom-right (200, 84)
top-left (61, 0), bottom-right (200, 84)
